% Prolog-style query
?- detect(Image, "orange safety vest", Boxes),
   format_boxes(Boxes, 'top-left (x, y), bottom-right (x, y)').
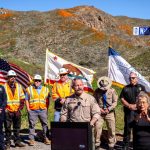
top-left (26, 85), bottom-right (49, 110)
top-left (5, 82), bottom-right (25, 112)
top-left (52, 79), bottom-right (73, 100)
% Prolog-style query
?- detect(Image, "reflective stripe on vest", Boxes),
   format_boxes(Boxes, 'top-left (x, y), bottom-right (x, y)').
top-left (27, 86), bottom-right (49, 110)
top-left (5, 83), bottom-right (21, 112)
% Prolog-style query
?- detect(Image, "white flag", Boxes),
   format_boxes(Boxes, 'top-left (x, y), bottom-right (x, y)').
top-left (44, 49), bottom-right (95, 93)
top-left (108, 47), bottom-right (150, 93)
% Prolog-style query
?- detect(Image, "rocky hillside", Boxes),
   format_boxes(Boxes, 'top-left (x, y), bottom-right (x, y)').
top-left (0, 6), bottom-right (150, 79)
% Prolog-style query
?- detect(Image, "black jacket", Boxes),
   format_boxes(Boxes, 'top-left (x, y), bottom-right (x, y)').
top-left (0, 85), bottom-right (7, 110)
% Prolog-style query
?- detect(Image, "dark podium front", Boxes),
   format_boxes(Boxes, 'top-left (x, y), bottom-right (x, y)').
top-left (51, 122), bottom-right (93, 150)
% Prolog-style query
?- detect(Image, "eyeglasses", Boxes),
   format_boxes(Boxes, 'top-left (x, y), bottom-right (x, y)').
top-left (138, 101), bottom-right (147, 105)
top-left (34, 80), bottom-right (41, 82)
top-left (129, 77), bottom-right (137, 80)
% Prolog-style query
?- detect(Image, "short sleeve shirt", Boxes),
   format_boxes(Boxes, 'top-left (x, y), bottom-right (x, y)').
top-left (120, 84), bottom-right (145, 104)
top-left (120, 84), bottom-right (145, 113)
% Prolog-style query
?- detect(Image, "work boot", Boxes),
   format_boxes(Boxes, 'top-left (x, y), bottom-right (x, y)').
top-left (95, 143), bottom-right (100, 150)
top-left (5, 144), bottom-right (10, 150)
top-left (108, 147), bottom-right (114, 150)
top-left (44, 137), bottom-right (51, 145)
top-left (15, 142), bottom-right (26, 147)
top-left (29, 140), bottom-right (35, 146)
top-left (95, 145), bottom-right (100, 150)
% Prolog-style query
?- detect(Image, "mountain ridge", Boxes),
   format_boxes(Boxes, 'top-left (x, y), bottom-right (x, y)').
top-left (0, 6), bottom-right (150, 80)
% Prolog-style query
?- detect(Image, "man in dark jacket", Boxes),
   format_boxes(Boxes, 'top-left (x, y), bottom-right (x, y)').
top-left (120, 72), bottom-right (146, 150)
top-left (0, 85), bottom-right (7, 150)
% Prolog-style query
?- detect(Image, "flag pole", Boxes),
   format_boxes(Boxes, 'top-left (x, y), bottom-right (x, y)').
top-left (44, 48), bottom-right (48, 85)
top-left (108, 40), bottom-right (112, 48)
top-left (108, 41), bottom-right (110, 77)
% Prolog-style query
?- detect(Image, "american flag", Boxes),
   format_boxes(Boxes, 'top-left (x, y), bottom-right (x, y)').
top-left (0, 58), bottom-right (32, 89)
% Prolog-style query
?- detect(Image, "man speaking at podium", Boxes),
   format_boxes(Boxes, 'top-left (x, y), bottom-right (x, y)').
top-left (60, 78), bottom-right (100, 126)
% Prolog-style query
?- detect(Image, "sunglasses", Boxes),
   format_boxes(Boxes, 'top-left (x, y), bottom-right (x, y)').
top-left (34, 80), bottom-right (41, 82)
top-left (8, 76), bottom-right (16, 78)
top-left (129, 77), bottom-right (137, 80)
top-left (60, 74), bottom-right (67, 77)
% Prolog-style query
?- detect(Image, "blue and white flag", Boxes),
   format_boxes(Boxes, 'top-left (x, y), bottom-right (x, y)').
top-left (108, 47), bottom-right (150, 93)
top-left (133, 26), bottom-right (150, 35)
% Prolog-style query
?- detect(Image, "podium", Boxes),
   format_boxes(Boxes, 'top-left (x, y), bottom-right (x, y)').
top-left (51, 122), bottom-right (93, 150)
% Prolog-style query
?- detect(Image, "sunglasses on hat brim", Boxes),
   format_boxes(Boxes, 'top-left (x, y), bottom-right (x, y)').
top-left (60, 74), bottom-right (68, 76)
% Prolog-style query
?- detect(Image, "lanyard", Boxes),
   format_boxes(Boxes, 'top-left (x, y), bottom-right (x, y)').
top-left (102, 93), bottom-right (107, 109)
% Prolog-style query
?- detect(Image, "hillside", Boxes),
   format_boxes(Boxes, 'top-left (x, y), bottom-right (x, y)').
top-left (0, 6), bottom-right (150, 80)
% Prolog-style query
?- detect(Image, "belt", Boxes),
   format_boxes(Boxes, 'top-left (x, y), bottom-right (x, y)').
top-left (55, 108), bottom-right (61, 112)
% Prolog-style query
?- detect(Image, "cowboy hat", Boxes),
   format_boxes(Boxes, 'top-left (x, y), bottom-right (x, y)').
top-left (97, 76), bottom-right (112, 90)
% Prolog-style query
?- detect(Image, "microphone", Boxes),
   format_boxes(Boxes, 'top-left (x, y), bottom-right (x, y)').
top-left (72, 102), bottom-right (81, 113)
top-left (77, 102), bottom-right (81, 106)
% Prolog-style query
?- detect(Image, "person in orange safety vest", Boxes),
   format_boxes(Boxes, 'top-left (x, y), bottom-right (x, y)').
top-left (52, 68), bottom-right (74, 122)
top-left (25, 74), bottom-right (50, 146)
top-left (4, 70), bottom-right (26, 149)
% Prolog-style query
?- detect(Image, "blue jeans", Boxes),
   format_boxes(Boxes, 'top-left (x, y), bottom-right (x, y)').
top-left (54, 111), bottom-right (60, 122)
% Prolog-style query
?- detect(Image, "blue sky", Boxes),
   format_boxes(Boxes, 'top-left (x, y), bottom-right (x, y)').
top-left (0, 0), bottom-right (150, 19)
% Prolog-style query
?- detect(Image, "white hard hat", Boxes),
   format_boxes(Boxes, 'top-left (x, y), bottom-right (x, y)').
top-left (59, 68), bottom-right (68, 75)
top-left (7, 70), bottom-right (17, 77)
top-left (34, 74), bottom-right (42, 80)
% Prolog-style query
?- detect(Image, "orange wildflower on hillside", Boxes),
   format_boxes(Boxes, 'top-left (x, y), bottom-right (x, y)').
top-left (58, 10), bottom-right (74, 17)
top-left (118, 24), bottom-right (132, 35)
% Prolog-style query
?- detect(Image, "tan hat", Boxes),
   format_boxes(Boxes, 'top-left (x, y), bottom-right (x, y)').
top-left (97, 76), bottom-right (112, 90)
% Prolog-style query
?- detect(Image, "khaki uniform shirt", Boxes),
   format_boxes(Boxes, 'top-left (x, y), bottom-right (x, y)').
top-left (94, 88), bottom-right (118, 111)
top-left (60, 92), bottom-right (100, 122)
